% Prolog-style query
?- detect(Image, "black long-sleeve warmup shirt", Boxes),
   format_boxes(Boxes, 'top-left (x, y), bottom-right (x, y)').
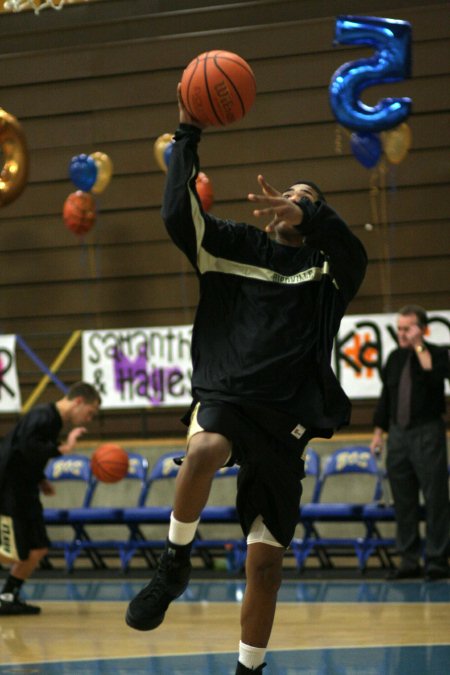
top-left (0, 403), bottom-right (62, 509)
top-left (162, 124), bottom-right (367, 437)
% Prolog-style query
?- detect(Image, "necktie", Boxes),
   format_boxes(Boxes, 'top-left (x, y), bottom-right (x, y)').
top-left (397, 351), bottom-right (412, 428)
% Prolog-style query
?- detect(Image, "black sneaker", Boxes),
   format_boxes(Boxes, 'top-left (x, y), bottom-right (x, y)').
top-left (125, 544), bottom-right (192, 631)
top-left (0, 593), bottom-right (41, 615)
top-left (236, 662), bottom-right (267, 674)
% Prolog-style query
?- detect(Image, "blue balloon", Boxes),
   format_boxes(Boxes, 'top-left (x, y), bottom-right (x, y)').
top-left (350, 131), bottom-right (382, 168)
top-left (69, 154), bottom-right (98, 191)
top-left (329, 15), bottom-right (412, 133)
top-left (163, 141), bottom-right (174, 169)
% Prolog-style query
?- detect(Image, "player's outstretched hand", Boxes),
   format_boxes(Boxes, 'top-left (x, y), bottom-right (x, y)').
top-left (248, 175), bottom-right (303, 233)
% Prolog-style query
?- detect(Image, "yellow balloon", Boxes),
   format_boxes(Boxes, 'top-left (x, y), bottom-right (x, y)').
top-left (0, 108), bottom-right (29, 207)
top-left (382, 123), bottom-right (412, 165)
top-left (154, 133), bottom-right (173, 173)
top-left (90, 151), bottom-right (113, 194)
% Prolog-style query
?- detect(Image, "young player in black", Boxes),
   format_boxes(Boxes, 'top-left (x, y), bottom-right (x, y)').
top-left (0, 382), bottom-right (101, 615)
top-left (126, 86), bottom-right (367, 673)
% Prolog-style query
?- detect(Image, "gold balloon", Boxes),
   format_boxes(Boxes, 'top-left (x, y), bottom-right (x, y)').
top-left (153, 133), bottom-right (174, 173)
top-left (90, 151), bottom-right (113, 194)
top-left (0, 108), bottom-right (29, 207)
top-left (382, 123), bottom-right (412, 165)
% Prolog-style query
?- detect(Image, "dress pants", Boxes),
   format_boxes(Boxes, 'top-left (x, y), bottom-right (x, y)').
top-left (386, 419), bottom-right (449, 571)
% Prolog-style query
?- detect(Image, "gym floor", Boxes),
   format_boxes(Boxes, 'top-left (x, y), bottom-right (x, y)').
top-left (0, 575), bottom-right (449, 674)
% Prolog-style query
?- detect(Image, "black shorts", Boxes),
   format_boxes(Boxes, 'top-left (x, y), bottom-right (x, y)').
top-left (182, 400), bottom-right (310, 548)
top-left (0, 483), bottom-right (49, 561)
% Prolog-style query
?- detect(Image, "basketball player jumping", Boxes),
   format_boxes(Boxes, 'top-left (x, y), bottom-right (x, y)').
top-left (125, 85), bottom-right (367, 673)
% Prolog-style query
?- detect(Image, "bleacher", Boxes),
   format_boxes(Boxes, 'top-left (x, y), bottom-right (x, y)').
top-left (40, 443), bottom-right (444, 574)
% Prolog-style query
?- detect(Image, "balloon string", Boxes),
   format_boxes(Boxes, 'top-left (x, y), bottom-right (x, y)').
top-left (334, 125), bottom-right (344, 154)
top-left (88, 236), bottom-right (102, 329)
top-left (370, 163), bottom-right (391, 312)
top-left (386, 164), bottom-right (398, 263)
top-left (88, 239), bottom-right (97, 279)
top-left (379, 160), bottom-right (392, 311)
top-left (78, 236), bottom-right (101, 328)
top-left (338, 123), bottom-right (392, 309)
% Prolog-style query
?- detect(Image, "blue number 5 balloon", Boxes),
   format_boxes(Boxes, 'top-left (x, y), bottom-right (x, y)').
top-left (329, 15), bottom-right (412, 133)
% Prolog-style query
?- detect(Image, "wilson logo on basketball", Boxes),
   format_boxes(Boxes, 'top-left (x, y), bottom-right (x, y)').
top-left (214, 81), bottom-right (235, 122)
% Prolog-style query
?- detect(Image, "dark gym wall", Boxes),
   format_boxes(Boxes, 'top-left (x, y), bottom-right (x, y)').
top-left (0, 0), bottom-right (448, 438)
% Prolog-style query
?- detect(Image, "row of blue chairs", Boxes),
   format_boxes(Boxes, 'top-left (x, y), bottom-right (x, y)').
top-left (293, 446), bottom-right (396, 572)
top-left (43, 451), bottom-right (242, 572)
top-left (42, 446), bottom-right (399, 573)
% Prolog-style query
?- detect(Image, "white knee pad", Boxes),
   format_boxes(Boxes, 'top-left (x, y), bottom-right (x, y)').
top-left (246, 514), bottom-right (283, 548)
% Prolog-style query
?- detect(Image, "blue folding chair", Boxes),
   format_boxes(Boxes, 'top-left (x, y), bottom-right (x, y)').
top-left (303, 447), bottom-right (322, 503)
top-left (292, 446), bottom-right (385, 571)
top-left (44, 451), bottom-right (149, 572)
top-left (44, 454), bottom-right (95, 516)
top-left (43, 454), bottom-right (97, 569)
top-left (70, 452), bottom-right (150, 571)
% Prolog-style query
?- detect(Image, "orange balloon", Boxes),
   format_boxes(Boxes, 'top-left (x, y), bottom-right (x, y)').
top-left (63, 191), bottom-right (96, 236)
top-left (196, 171), bottom-right (214, 211)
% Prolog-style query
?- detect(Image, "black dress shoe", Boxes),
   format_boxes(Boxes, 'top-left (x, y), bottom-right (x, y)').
top-left (424, 569), bottom-right (449, 582)
top-left (386, 566), bottom-right (422, 580)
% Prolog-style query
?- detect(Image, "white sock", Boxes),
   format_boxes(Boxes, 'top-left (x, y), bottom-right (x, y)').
top-left (168, 512), bottom-right (200, 546)
top-left (238, 641), bottom-right (266, 670)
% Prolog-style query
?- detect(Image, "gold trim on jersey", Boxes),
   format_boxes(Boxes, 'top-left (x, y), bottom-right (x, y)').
top-left (198, 247), bottom-right (335, 286)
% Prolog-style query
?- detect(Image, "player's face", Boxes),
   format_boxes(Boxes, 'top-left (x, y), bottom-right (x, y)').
top-left (70, 398), bottom-right (100, 426)
top-left (283, 183), bottom-right (318, 204)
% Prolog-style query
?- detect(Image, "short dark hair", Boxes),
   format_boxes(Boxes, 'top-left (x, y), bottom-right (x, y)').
top-left (292, 180), bottom-right (326, 202)
top-left (66, 381), bottom-right (101, 405)
top-left (398, 304), bottom-right (428, 328)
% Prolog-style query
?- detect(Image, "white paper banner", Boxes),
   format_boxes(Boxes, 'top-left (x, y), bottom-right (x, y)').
top-left (0, 335), bottom-right (22, 412)
top-left (82, 312), bottom-right (450, 409)
top-left (334, 310), bottom-right (450, 398)
top-left (82, 326), bottom-right (193, 409)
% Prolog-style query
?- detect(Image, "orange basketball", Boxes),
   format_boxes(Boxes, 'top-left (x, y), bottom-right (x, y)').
top-left (180, 50), bottom-right (256, 127)
top-left (91, 443), bottom-right (129, 483)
